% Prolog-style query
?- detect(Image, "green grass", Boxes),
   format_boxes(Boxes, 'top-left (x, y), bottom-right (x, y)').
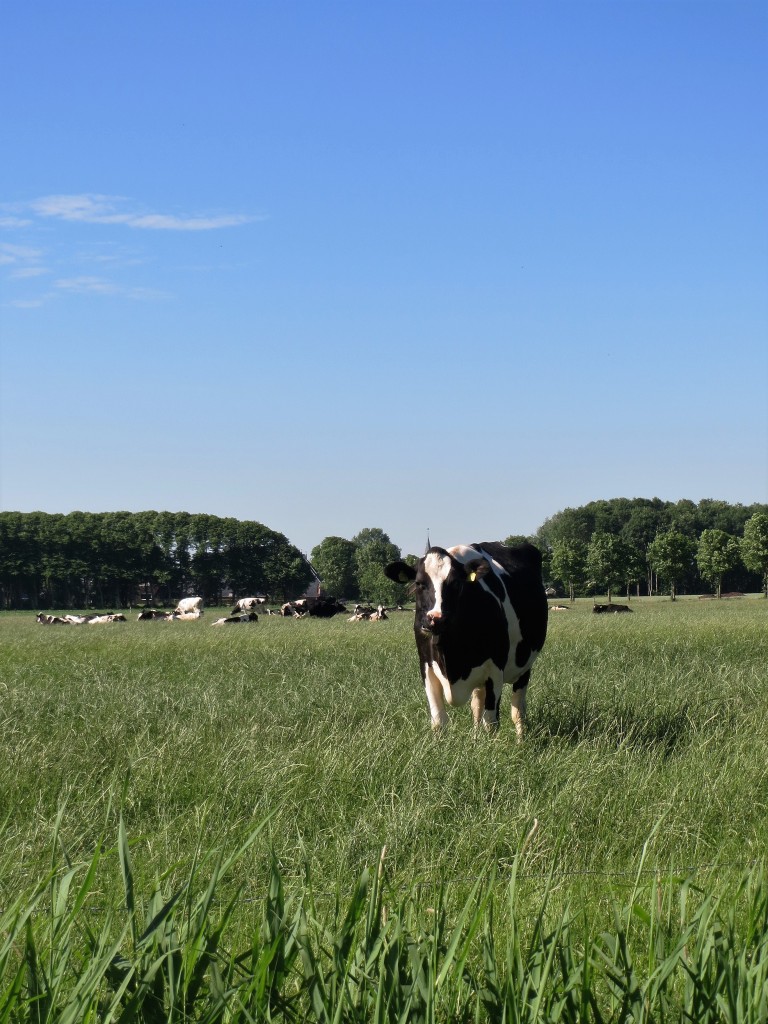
top-left (1, 598), bottom-right (767, 1019)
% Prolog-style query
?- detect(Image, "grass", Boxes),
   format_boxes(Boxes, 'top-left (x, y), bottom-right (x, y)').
top-left (1, 597), bottom-right (767, 1019)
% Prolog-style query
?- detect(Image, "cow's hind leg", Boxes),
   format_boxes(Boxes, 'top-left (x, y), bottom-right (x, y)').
top-left (509, 671), bottom-right (530, 742)
top-left (471, 679), bottom-right (500, 733)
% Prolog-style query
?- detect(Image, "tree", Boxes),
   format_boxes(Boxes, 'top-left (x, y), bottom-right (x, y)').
top-left (352, 527), bottom-right (402, 603)
top-left (741, 512), bottom-right (768, 597)
top-left (586, 532), bottom-right (632, 603)
top-left (550, 539), bottom-right (587, 603)
top-left (647, 531), bottom-right (695, 600)
top-left (310, 536), bottom-right (358, 598)
top-left (696, 529), bottom-right (741, 598)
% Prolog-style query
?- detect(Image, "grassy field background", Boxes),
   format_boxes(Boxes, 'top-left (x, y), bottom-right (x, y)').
top-left (3, 597), bottom-right (768, 1019)
top-left (2, 596), bottom-right (767, 918)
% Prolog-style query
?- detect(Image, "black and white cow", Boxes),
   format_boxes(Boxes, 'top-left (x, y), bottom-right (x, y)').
top-left (384, 541), bottom-right (547, 738)
top-left (230, 596), bottom-right (267, 614)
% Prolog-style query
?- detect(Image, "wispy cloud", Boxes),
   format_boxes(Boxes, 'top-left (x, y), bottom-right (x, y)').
top-left (0, 242), bottom-right (43, 267)
top-left (26, 194), bottom-right (257, 230)
top-left (53, 275), bottom-right (169, 300)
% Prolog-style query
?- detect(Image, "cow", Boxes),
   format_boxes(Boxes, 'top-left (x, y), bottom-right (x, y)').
top-left (230, 596), bottom-right (267, 614)
top-left (211, 612), bottom-right (258, 625)
top-left (87, 613), bottom-right (127, 623)
top-left (349, 604), bottom-right (387, 622)
top-left (167, 609), bottom-right (202, 621)
top-left (280, 601), bottom-right (307, 617)
top-left (592, 603), bottom-right (632, 614)
top-left (36, 612), bottom-right (70, 624)
top-left (174, 596), bottom-right (203, 615)
top-left (304, 595), bottom-right (348, 617)
top-left (384, 541), bottom-right (547, 738)
top-left (137, 609), bottom-right (171, 621)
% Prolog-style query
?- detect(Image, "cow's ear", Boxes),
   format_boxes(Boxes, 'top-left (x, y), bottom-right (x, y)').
top-left (384, 561), bottom-right (416, 584)
top-left (465, 558), bottom-right (490, 583)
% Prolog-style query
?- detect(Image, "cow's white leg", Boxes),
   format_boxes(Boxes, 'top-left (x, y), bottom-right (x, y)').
top-left (509, 684), bottom-right (527, 742)
top-left (424, 665), bottom-right (449, 730)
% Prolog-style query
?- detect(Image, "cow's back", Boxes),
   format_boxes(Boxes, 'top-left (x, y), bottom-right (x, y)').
top-left (473, 541), bottom-right (548, 665)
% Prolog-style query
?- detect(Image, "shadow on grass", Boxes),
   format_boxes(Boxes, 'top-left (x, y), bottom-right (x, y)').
top-left (531, 698), bottom-right (699, 755)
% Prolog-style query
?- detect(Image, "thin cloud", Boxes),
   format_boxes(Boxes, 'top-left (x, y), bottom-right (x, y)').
top-left (27, 193), bottom-right (258, 230)
top-left (9, 267), bottom-right (48, 279)
top-left (55, 275), bottom-right (119, 294)
top-left (53, 275), bottom-right (170, 300)
top-left (0, 242), bottom-right (43, 266)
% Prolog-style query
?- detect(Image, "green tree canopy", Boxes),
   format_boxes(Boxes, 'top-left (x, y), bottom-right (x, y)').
top-left (586, 532), bottom-right (632, 603)
top-left (550, 539), bottom-right (587, 603)
top-left (647, 531), bottom-right (696, 600)
top-left (740, 512), bottom-right (768, 597)
top-left (310, 536), bottom-right (359, 599)
top-left (696, 529), bottom-right (742, 598)
top-left (352, 527), bottom-right (402, 604)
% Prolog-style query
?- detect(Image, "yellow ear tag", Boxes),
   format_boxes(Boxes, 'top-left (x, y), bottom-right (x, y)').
top-left (469, 571), bottom-right (477, 583)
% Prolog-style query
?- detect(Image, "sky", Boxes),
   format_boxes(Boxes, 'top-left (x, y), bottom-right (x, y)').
top-left (1, 1), bottom-right (766, 560)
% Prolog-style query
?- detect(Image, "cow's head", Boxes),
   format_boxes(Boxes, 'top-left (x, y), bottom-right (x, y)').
top-left (384, 547), bottom-right (490, 637)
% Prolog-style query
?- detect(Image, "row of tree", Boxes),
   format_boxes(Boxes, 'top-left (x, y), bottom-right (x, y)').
top-left (2, 499), bottom-right (767, 610)
top-left (528, 498), bottom-right (768, 600)
top-left (0, 511), bottom-right (315, 610)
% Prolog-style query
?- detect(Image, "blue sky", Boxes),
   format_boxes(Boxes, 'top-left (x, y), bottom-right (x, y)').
top-left (1, 1), bottom-right (766, 559)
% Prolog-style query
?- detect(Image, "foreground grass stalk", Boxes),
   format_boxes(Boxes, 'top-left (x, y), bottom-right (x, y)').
top-left (1, 819), bottom-right (767, 1023)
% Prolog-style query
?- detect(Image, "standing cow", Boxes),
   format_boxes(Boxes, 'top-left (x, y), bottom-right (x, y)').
top-left (384, 541), bottom-right (547, 738)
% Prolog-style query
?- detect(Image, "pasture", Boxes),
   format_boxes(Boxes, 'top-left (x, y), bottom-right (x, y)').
top-left (1, 597), bottom-right (767, 1020)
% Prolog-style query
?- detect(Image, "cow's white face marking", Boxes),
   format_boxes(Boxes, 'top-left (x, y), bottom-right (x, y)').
top-left (423, 550), bottom-right (452, 619)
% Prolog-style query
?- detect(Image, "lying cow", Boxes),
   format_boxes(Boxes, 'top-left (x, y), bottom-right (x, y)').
top-left (305, 595), bottom-right (348, 617)
top-left (231, 596), bottom-right (267, 614)
top-left (592, 603), bottom-right (632, 614)
top-left (385, 541), bottom-right (547, 738)
top-left (36, 612), bottom-right (71, 625)
top-left (211, 612), bottom-right (258, 625)
top-left (174, 596), bottom-right (203, 615)
top-left (137, 608), bottom-right (170, 621)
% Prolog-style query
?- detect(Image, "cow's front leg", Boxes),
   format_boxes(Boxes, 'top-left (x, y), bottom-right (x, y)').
top-left (424, 664), bottom-right (449, 730)
top-left (509, 671), bottom-right (530, 742)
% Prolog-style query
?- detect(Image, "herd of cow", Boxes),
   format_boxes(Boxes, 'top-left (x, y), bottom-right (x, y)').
top-left (32, 539), bottom-right (636, 739)
top-left (34, 594), bottom-right (393, 626)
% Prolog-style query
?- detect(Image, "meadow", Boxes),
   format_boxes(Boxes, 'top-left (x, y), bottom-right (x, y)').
top-left (1, 597), bottom-right (767, 1020)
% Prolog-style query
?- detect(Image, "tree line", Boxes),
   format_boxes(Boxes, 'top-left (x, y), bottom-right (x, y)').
top-left (528, 498), bottom-right (768, 600)
top-left (0, 511), bottom-right (315, 610)
top-left (2, 499), bottom-right (768, 610)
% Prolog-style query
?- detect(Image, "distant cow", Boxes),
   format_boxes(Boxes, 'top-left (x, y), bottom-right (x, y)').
top-left (231, 597), bottom-right (267, 614)
top-left (137, 609), bottom-right (170, 621)
top-left (212, 612), bottom-right (258, 625)
top-left (349, 604), bottom-right (388, 622)
top-left (385, 541), bottom-right (547, 738)
top-left (280, 601), bottom-right (307, 617)
top-left (167, 609), bottom-right (202, 621)
top-left (36, 612), bottom-right (70, 625)
top-left (592, 603), bottom-right (632, 614)
top-left (305, 595), bottom-right (348, 618)
top-left (175, 596), bottom-right (203, 615)
top-left (549, 604), bottom-right (570, 612)
top-left (88, 613), bottom-right (127, 623)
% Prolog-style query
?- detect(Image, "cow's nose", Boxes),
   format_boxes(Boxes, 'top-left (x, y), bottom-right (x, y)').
top-left (427, 609), bottom-right (442, 621)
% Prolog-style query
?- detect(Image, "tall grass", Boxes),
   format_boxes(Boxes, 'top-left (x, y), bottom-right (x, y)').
top-left (1, 598), bottom-right (767, 1018)
top-left (1, 817), bottom-right (766, 1022)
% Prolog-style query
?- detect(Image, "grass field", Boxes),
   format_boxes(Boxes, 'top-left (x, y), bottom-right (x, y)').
top-left (2, 597), bottom-right (767, 1020)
